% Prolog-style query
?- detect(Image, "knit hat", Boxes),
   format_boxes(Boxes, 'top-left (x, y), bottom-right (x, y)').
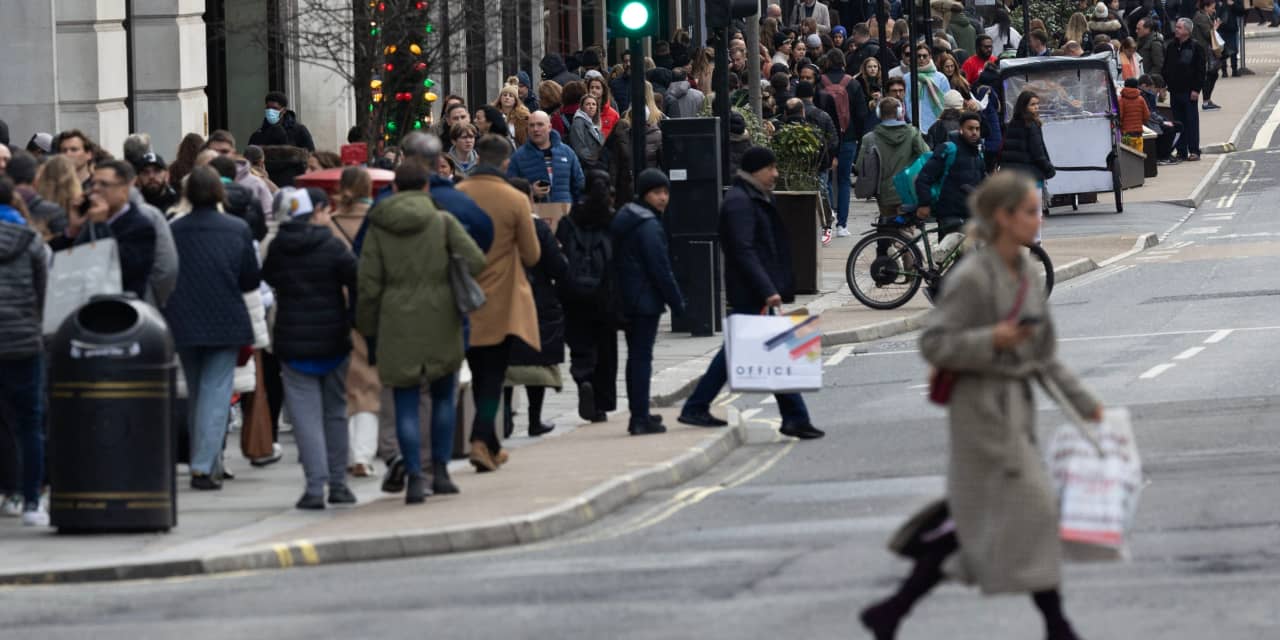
top-left (635, 168), bottom-right (670, 198)
top-left (774, 32), bottom-right (789, 49)
top-left (1092, 2), bottom-right (1108, 19)
top-left (832, 26), bottom-right (847, 38)
top-left (730, 112), bottom-right (747, 135)
top-left (585, 69), bottom-right (605, 82)
top-left (795, 80), bottom-right (815, 99)
top-left (806, 34), bottom-right (822, 49)
top-left (739, 146), bottom-right (777, 174)
top-left (517, 70), bottom-right (533, 88)
top-left (943, 90), bottom-right (965, 111)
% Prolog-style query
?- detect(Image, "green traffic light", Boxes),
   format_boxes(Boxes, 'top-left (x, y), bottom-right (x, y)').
top-left (619, 1), bottom-right (650, 31)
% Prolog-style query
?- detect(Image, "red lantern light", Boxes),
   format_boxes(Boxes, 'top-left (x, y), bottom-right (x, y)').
top-left (413, 62), bottom-right (427, 72)
top-left (416, 1), bottom-right (426, 9)
top-left (377, 2), bottom-right (386, 11)
top-left (384, 63), bottom-right (394, 72)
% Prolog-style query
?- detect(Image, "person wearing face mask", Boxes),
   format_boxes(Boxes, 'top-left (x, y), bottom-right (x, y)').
top-left (248, 91), bottom-right (316, 153)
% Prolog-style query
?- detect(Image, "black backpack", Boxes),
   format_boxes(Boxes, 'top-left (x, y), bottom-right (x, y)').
top-left (560, 220), bottom-right (612, 298)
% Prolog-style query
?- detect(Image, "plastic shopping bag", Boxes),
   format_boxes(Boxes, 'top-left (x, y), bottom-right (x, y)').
top-left (43, 235), bottom-right (122, 335)
top-left (725, 314), bottom-right (823, 393)
top-left (1047, 407), bottom-right (1143, 561)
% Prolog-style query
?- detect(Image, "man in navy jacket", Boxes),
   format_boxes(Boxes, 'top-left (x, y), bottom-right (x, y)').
top-left (610, 169), bottom-right (684, 436)
top-left (677, 148), bottom-right (825, 440)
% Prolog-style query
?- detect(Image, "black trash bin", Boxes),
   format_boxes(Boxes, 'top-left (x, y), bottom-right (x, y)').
top-left (48, 294), bottom-right (177, 532)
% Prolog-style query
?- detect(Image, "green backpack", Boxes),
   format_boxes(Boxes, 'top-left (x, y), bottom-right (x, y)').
top-left (893, 141), bottom-right (957, 209)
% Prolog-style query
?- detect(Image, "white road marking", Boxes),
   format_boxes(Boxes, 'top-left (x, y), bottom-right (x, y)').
top-left (1251, 97), bottom-right (1280, 150)
top-left (1183, 226), bottom-right (1221, 235)
top-left (760, 396), bottom-right (776, 405)
top-left (908, 383), bottom-right (929, 389)
top-left (1205, 329), bottom-right (1234, 344)
top-left (825, 345), bottom-right (856, 367)
top-left (1215, 159), bottom-right (1255, 209)
top-left (740, 408), bottom-right (763, 421)
top-left (1139, 363), bottom-right (1177, 379)
top-left (1174, 347), bottom-right (1206, 360)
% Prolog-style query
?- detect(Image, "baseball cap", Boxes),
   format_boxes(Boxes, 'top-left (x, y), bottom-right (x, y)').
top-left (136, 151), bottom-right (166, 170)
top-left (27, 132), bottom-right (53, 154)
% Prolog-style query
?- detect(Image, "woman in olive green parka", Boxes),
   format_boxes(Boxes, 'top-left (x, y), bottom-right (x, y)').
top-left (356, 183), bottom-right (486, 502)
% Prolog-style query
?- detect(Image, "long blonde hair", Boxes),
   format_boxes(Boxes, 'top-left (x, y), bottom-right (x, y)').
top-left (334, 165), bottom-right (371, 212)
top-left (494, 85), bottom-right (528, 119)
top-left (34, 155), bottom-right (82, 219)
top-left (1066, 13), bottom-right (1089, 47)
top-left (966, 171), bottom-right (1037, 243)
top-left (626, 80), bottom-right (664, 127)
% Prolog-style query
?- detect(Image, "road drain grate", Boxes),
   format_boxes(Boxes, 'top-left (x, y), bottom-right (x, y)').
top-left (1141, 289), bottom-right (1280, 304)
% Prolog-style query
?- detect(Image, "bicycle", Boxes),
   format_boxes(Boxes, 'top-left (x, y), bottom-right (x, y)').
top-left (845, 218), bottom-right (1055, 310)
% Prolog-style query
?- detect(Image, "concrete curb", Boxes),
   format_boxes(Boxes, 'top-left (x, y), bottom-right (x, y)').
top-left (0, 424), bottom-right (747, 586)
top-left (1179, 67), bottom-right (1280, 208)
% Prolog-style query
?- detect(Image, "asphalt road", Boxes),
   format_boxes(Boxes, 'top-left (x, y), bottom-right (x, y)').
top-left (7, 148), bottom-right (1280, 640)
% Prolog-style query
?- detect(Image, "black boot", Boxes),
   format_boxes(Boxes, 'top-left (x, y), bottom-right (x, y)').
top-left (502, 387), bottom-right (516, 439)
top-left (1033, 590), bottom-right (1081, 640)
top-left (526, 386), bottom-right (555, 436)
top-left (859, 559), bottom-right (945, 639)
top-left (431, 461), bottom-right (459, 494)
top-left (405, 472), bottom-right (428, 504)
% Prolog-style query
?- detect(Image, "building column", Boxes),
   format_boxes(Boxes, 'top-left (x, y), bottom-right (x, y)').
top-left (289, 0), bottom-right (354, 152)
top-left (131, 0), bottom-right (209, 159)
top-left (485, 0), bottom-right (503, 100)
top-left (0, 3), bottom-right (59, 145)
top-left (55, 0), bottom-right (131, 155)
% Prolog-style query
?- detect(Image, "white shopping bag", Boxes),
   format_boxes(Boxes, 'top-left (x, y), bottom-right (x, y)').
top-left (1046, 407), bottom-right (1143, 561)
top-left (725, 314), bottom-right (823, 393)
top-left (43, 232), bottom-right (122, 335)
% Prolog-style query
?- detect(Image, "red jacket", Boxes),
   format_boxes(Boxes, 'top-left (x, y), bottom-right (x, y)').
top-left (1119, 87), bottom-right (1150, 134)
top-left (600, 103), bottom-right (620, 139)
top-left (962, 55), bottom-right (995, 86)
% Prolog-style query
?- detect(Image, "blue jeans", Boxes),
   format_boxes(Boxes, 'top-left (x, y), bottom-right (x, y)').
top-left (836, 140), bottom-right (859, 228)
top-left (0, 355), bottom-right (45, 505)
top-left (624, 315), bottom-right (660, 423)
top-left (682, 308), bottom-right (811, 425)
top-left (393, 374), bottom-right (457, 476)
top-left (178, 347), bottom-right (238, 476)
top-left (1170, 91), bottom-right (1200, 157)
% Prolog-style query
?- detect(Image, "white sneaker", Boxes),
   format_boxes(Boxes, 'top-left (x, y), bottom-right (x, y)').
top-left (21, 506), bottom-right (49, 527)
top-left (1, 494), bottom-right (22, 517)
top-left (836, 226), bottom-right (852, 238)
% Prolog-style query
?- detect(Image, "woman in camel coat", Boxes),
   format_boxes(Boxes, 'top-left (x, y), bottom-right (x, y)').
top-left (456, 138), bottom-right (541, 472)
top-left (862, 172), bottom-right (1101, 640)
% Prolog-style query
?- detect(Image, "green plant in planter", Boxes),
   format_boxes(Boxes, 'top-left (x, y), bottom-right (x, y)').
top-left (696, 101), bottom-right (770, 147)
top-left (770, 122), bottom-right (823, 192)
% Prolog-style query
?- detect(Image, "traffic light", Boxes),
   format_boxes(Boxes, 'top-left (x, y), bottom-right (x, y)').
top-left (705, 0), bottom-right (757, 29)
top-left (611, 0), bottom-right (656, 37)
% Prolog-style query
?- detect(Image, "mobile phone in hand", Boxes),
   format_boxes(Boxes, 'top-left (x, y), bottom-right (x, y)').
top-left (1019, 316), bottom-right (1043, 327)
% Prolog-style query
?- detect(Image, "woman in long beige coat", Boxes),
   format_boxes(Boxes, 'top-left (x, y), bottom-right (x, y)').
top-left (328, 167), bottom-right (381, 477)
top-left (456, 135), bottom-right (541, 472)
top-left (861, 172), bottom-right (1101, 640)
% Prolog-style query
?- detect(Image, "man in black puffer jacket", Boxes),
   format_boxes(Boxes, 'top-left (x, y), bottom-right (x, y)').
top-left (209, 156), bottom-right (267, 241)
top-left (610, 169), bottom-right (685, 437)
top-left (262, 187), bottom-right (359, 510)
top-left (914, 112), bottom-right (987, 235)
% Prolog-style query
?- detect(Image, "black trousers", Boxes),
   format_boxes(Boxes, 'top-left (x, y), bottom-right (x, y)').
top-left (467, 337), bottom-right (512, 452)
top-left (563, 300), bottom-right (618, 413)
top-left (260, 350), bottom-right (284, 442)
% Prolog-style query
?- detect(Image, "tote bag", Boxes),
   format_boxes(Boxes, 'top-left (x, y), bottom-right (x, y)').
top-left (725, 313), bottom-right (823, 393)
top-left (43, 226), bottom-right (122, 335)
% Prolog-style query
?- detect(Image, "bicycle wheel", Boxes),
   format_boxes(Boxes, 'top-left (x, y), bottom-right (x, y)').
top-left (846, 231), bottom-right (924, 310)
top-left (1027, 243), bottom-right (1055, 298)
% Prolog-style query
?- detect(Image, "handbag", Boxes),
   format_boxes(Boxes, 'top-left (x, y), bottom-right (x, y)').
top-left (448, 251), bottom-right (486, 315)
top-left (928, 273), bottom-right (1029, 405)
top-left (42, 223), bottom-right (122, 335)
top-left (239, 351), bottom-right (276, 460)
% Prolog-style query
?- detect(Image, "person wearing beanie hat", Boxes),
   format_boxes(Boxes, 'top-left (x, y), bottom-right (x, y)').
top-left (806, 33), bottom-right (823, 52)
top-left (678, 147), bottom-right (824, 440)
top-left (926, 90), bottom-right (967, 148)
top-left (609, 168), bottom-right (684, 435)
top-left (263, 180), bottom-right (361, 509)
top-left (516, 70), bottom-right (540, 113)
top-left (831, 25), bottom-right (846, 50)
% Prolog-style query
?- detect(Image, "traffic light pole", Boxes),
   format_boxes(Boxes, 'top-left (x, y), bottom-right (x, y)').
top-left (712, 27), bottom-right (730, 181)
top-left (631, 35), bottom-right (647, 182)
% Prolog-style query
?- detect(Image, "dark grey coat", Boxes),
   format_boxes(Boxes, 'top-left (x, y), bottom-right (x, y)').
top-left (0, 222), bottom-right (47, 358)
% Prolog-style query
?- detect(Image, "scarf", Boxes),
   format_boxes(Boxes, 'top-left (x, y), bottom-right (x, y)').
top-left (914, 62), bottom-right (947, 116)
